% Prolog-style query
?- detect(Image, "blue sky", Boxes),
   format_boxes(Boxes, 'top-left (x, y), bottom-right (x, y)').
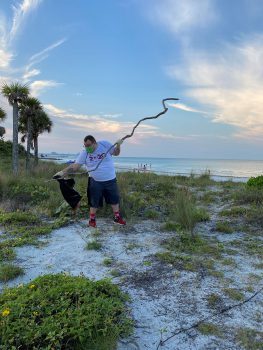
top-left (0, 0), bottom-right (262, 159)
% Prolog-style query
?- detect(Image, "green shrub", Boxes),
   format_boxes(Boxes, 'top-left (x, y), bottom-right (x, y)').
top-left (234, 188), bottom-right (263, 205)
top-left (236, 328), bottom-right (263, 350)
top-left (189, 171), bottom-right (214, 187)
top-left (219, 206), bottom-right (247, 217)
top-left (0, 139), bottom-right (26, 157)
top-left (144, 209), bottom-right (159, 219)
top-left (164, 233), bottom-right (207, 254)
top-left (155, 252), bottom-right (192, 266)
top-left (0, 174), bottom-right (5, 199)
top-left (163, 233), bottom-right (224, 258)
top-left (103, 258), bottom-right (113, 266)
top-left (0, 274), bottom-right (132, 349)
top-left (0, 263), bottom-right (24, 282)
top-left (197, 322), bottom-right (222, 337)
top-left (7, 183), bottom-right (50, 204)
top-left (86, 240), bottom-right (102, 250)
top-left (247, 175), bottom-right (263, 188)
top-left (206, 293), bottom-right (222, 308)
top-left (0, 247), bottom-right (16, 262)
top-left (223, 288), bottom-right (244, 301)
top-left (0, 211), bottom-right (40, 225)
top-left (215, 221), bottom-right (234, 233)
top-left (161, 221), bottom-right (179, 231)
top-left (194, 207), bottom-right (210, 222)
top-left (171, 189), bottom-right (197, 233)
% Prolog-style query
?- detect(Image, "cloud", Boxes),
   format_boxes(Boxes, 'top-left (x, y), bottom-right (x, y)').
top-left (23, 68), bottom-right (40, 80)
top-left (0, 49), bottom-right (13, 69)
top-left (0, 13), bottom-right (13, 69)
top-left (30, 80), bottom-right (63, 96)
top-left (10, 0), bottom-right (43, 42)
top-left (166, 35), bottom-right (263, 140)
top-left (44, 103), bottom-right (185, 141)
top-left (101, 113), bottom-right (122, 119)
top-left (29, 38), bottom-right (66, 62)
top-left (23, 38), bottom-right (66, 81)
top-left (169, 102), bottom-right (205, 114)
top-left (0, 0), bottom-right (43, 71)
top-left (146, 0), bottom-right (218, 34)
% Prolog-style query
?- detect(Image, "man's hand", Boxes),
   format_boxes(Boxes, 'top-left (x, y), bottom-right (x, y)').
top-left (116, 139), bottom-right (123, 146)
top-left (113, 139), bottom-right (123, 156)
top-left (53, 170), bottom-right (64, 179)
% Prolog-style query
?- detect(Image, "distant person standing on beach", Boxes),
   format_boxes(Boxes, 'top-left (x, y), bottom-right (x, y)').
top-left (53, 135), bottom-right (126, 228)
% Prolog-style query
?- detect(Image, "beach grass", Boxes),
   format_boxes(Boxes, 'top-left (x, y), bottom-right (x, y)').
top-left (0, 263), bottom-right (24, 282)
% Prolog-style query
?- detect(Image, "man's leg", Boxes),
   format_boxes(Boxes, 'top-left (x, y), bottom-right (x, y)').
top-left (89, 207), bottom-right (97, 227)
top-left (90, 207), bottom-right (97, 215)
top-left (88, 178), bottom-right (101, 228)
top-left (111, 204), bottom-right (119, 212)
top-left (103, 179), bottom-right (126, 225)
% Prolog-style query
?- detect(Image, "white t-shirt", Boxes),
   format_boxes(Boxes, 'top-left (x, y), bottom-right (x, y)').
top-left (75, 140), bottom-right (116, 181)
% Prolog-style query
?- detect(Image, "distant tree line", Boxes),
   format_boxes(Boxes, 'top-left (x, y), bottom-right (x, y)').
top-left (1, 83), bottom-right (53, 174)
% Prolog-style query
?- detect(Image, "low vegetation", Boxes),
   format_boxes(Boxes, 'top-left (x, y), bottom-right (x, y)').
top-left (86, 240), bottom-right (102, 251)
top-left (0, 148), bottom-right (262, 349)
top-left (0, 263), bottom-right (24, 282)
top-left (215, 221), bottom-right (234, 233)
top-left (222, 288), bottom-right (245, 301)
top-left (197, 322), bottom-right (222, 337)
top-left (235, 328), bottom-right (263, 350)
top-left (246, 175), bottom-right (263, 188)
top-left (0, 274), bottom-right (132, 349)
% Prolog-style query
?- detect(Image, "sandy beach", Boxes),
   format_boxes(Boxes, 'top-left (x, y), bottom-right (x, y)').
top-left (1, 180), bottom-right (262, 349)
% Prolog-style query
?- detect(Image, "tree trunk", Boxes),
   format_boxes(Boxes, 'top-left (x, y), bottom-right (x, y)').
top-left (12, 101), bottom-right (19, 175)
top-left (34, 136), bottom-right (38, 166)
top-left (26, 117), bottom-right (32, 172)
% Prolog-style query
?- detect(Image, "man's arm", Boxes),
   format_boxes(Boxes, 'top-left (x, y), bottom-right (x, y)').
top-left (112, 139), bottom-right (123, 156)
top-left (53, 163), bottom-right (82, 178)
top-left (62, 162), bottom-right (82, 175)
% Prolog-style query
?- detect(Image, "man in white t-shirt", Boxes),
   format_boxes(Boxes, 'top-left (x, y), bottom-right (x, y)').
top-left (53, 135), bottom-right (126, 228)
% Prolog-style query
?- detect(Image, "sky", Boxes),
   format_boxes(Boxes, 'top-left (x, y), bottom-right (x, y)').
top-left (0, 0), bottom-right (263, 159)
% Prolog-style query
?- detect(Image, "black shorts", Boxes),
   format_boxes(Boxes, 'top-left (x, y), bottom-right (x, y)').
top-left (87, 177), bottom-right (120, 208)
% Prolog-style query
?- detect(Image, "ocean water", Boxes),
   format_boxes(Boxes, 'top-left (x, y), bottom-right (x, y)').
top-left (41, 153), bottom-right (263, 182)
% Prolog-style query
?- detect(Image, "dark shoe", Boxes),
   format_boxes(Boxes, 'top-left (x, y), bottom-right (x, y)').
top-left (113, 216), bottom-right (126, 225)
top-left (72, 201), bottom-right (81, 215)
top-left (89, 218), bottom-right (97, 228)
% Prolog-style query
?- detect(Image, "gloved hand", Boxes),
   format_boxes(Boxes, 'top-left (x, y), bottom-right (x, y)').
top-left (53, 170), bottom-right (64, 179)
top-left (116, 139), bottom-right (123, 146)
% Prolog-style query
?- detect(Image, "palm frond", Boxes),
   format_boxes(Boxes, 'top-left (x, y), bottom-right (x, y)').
top-left (1, 82), bottom-right (30, 105)
top-left (0, 107), bottom-right (6, 121)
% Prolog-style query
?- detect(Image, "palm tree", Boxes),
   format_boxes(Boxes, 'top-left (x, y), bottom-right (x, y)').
top-left (19, 97), bottom-right (42, 171)
top-left (20, 110), bottom-right (53, 165)
top-left (0, 107), bottom-right (6, 137)
top-left (1, 83), bottom-right (29, 174)
top-left (32, 111), bottom-right (53, 165)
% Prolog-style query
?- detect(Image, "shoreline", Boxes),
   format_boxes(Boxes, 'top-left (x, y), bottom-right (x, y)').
top-left (40, 158), bottom-right (250, 182)
top-left (114, 166), bottom-right (249, 182)
top-left (39, 156), bottom-right (262, 181)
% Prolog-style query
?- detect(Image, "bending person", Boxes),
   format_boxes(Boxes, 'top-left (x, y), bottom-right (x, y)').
top-left (54, 135), bottom-right (126, 228)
